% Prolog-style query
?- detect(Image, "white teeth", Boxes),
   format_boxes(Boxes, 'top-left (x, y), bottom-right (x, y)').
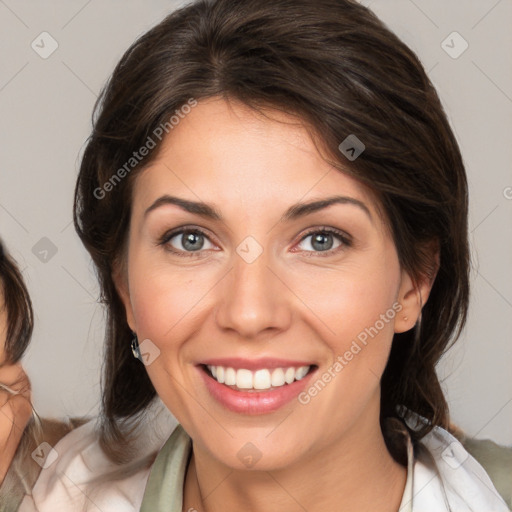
top-left (295, 366), bottom-right (309, 380)
top-left (236, 369), bottom-right (253, 389)
top-left (271, 368), bottom-right (285, 386)
top-left (206, 364), bottom-right (311, 390)
top-left (216, 366), bottom-right (225, 384)
top-left (284, 367), bottom-right (296, 384)
top-left (225, 367), bottom-right (237, 386)
top-left (253, 369), bottom-right (271, 390)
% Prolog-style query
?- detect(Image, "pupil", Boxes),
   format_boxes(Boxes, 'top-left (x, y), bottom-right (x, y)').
top-left (183, 232), bottom-right (203, 251)
top-left (313, 233), bottom-right (333, 251)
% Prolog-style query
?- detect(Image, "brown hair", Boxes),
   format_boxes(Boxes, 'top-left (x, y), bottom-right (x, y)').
top-left (0, 239), bottom-right (33, 365)
top-left (74, 0), bottom-right (469, 464)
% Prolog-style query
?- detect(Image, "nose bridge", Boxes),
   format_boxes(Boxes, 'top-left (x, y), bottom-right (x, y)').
top-left (215, 237), bottom-right (291, 338)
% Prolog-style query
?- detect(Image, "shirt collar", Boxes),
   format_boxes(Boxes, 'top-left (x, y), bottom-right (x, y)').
top-left (140, 421), bottom-right (415, 512)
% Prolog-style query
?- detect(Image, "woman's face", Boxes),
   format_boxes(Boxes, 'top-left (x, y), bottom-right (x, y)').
top-left (116, 97), bottom-right (423, 470)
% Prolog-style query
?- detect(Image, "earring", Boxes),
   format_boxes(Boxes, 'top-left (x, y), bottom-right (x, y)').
top-left (131, 334), bottom-right (142, 361)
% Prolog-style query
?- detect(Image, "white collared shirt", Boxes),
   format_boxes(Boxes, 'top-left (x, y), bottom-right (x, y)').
top-left (17, 408), bottom-right (510, 512)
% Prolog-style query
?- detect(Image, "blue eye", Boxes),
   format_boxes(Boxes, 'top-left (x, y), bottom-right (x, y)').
top-left (159, 229), bottom-right (215, 257)
top-left (158, 226), bottom-right (352, 258)
top-left (296, 228), bottom-right (352, 256)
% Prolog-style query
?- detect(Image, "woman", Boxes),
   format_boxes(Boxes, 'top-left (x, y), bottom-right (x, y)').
top-left (18, 0), bottom-right (511, 510)
top-left (0, 239), bottom-right (33, 493)
top-left (0, 240), bottom-right (87, 511)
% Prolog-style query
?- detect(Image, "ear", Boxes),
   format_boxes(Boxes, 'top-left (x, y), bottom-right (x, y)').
top-left (394, 239), bottom-right (440, 334)
top-left (112, 262), bottom-right (137, 333)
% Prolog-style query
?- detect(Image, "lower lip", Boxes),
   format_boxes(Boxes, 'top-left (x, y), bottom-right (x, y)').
top-left (198, 366), bottom-right (316, 415)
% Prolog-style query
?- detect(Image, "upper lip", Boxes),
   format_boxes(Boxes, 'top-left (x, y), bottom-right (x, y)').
top-left (198, 357), bottom-right (316, 371)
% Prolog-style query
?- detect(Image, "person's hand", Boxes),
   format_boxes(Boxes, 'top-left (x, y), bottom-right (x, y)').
top-left (0, 361), bottom-right (32, 485)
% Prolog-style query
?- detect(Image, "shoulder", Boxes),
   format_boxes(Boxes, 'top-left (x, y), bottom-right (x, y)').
top-left (0, 416), bottom-right (84, 511)
top-left (461, 436), bottom-right (512, 509)
top-left (404, 410), bottom-right (510, 511)
top-left (18, 403), bottom-right (178, 512)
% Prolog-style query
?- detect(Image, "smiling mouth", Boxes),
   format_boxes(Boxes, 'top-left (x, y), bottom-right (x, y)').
top-left (201, 364), bottom-right (317, 392)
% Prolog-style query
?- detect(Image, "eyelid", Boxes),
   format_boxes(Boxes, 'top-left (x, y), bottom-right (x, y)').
top-left (298, 226), bottom-right (352, 243)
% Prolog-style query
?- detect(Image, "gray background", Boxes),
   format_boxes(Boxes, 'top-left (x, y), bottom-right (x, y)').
top-left (1, 0), bottom-right (511, 444)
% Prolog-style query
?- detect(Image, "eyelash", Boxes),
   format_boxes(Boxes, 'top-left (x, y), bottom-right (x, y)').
top-left (157, 226), bottom-right (353, 258)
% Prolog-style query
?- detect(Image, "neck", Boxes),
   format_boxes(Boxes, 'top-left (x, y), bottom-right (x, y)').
top-left (183, 401), bottom-right (407, 512)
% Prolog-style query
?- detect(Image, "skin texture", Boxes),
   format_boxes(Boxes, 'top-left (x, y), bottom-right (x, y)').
top-left (0, 295), bottom-right (32, 485)
top-left (115, 97), bottom-right (437, 512)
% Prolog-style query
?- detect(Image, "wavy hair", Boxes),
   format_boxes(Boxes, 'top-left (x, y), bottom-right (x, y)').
top-left (0, 239), bottom-right (33, 365)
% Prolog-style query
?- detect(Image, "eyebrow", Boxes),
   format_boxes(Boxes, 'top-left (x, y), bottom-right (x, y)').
top-left (144, 194), bottom-right (372, 223)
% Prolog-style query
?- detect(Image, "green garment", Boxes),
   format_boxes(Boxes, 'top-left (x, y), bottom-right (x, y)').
top-left (462, 437), bottom-right (512, 510)
top-left (140, 423), bottom-right (415, 512)
top-left (140, 424), bottom-right (192, 511)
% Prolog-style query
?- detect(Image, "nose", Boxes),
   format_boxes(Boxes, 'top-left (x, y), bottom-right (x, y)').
top-left (214, 247), bottom-right (292, 339)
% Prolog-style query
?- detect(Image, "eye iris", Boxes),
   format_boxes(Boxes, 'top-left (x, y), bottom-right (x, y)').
top-left (175, 231), bottom-right (338, 252)
top-left (182, 231), bottom-right (203, 251)
top-left (312, 232), bottom-right (333, 251)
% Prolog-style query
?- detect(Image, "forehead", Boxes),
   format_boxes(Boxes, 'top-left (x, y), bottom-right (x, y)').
top-left (132, 97), bottom-right (382, 222)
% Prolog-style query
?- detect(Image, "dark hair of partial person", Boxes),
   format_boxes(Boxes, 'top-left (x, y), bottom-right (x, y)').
top-left (0, 239), bottom-right (90, 508)
top-left (0, 238), bottom-right (33, 364)
top-left (73, 0), bottom-right (470, 465)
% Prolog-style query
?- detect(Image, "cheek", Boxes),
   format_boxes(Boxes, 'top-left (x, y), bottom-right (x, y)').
top-left (288, 253), bottom-right (401, 379)
top-left (128, 253), bottom-right (209, 341)
top-left (295, 261), bottom-right (399, 339)
top-left (128, 233), bottom-right (400, 357)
